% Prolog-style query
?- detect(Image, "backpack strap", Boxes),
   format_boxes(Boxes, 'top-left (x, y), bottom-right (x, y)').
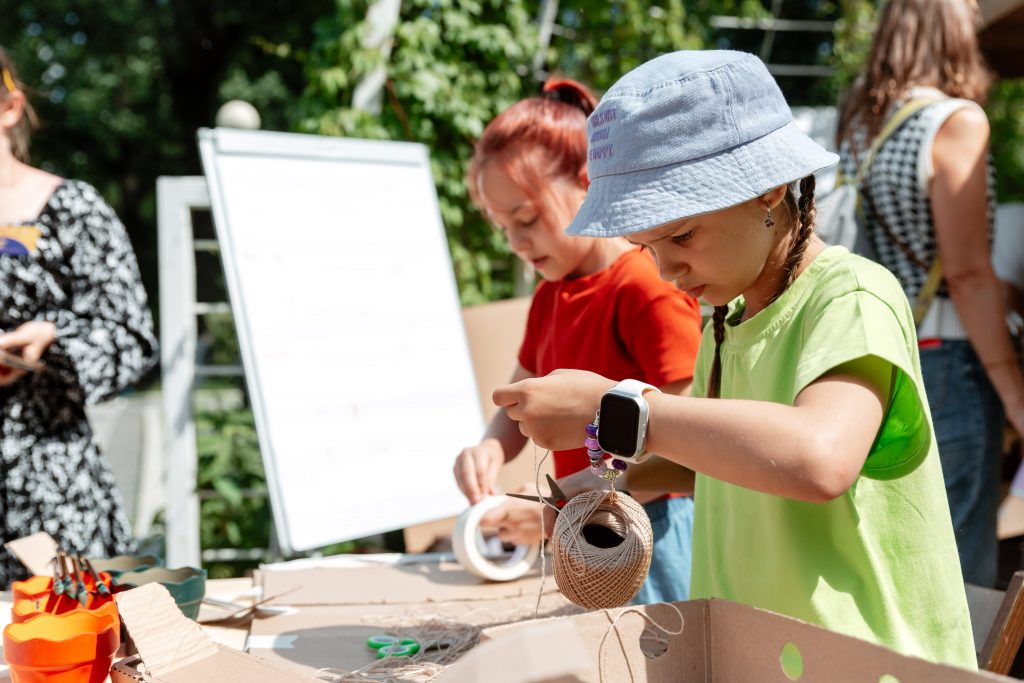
top-left (912, 258), bottom-right (944, 327)
top-left (841, 97), bottom-right (946, 327)
top-left (853, 98), bottom-right (943, 186)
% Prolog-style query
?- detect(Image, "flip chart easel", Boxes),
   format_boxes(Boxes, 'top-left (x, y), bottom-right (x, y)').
top-left (197, 128), bottom-right (483, 554)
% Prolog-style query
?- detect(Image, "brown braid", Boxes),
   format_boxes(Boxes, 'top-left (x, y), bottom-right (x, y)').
top-left (707, 305), bottom-right (728, 399)
top-left (707, 175), bottom-right (817, 399)
top-left (769, 175), bottom-right (817, 305)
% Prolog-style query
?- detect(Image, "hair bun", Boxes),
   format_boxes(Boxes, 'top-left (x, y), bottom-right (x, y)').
top-left (541, 77), bottom-right (597, 117)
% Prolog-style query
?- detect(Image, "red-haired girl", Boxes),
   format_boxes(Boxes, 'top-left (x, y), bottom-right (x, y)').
top-left (452, 78), bottom-right (703, 603)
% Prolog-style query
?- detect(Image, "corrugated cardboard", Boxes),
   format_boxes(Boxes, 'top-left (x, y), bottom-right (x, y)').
top-left (257, 560), bottom-right (558, 606)
top-left (111, 583), bottom-right (316, 682)
top-left (437, 619), bottom-right (589, 683)
top-left (245, 588), bottom-right (579, 676)
top-left (481, 598), bottom-right (1014, 682)
top-left (3, 532), bottom-right (57, 577)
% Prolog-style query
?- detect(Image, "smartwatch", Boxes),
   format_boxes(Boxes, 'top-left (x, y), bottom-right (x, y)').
top-left (596, 379), bottom-right (660, 464)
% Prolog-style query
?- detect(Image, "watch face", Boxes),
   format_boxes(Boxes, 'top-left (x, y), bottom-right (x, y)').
top-left (597, 393), bottom-right (641, 457)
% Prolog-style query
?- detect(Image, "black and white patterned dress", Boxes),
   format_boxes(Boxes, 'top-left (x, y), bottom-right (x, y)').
top-left (0, 179), bottom-right (157, 586)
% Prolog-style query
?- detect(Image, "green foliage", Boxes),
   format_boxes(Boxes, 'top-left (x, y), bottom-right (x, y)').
top-left (297, 0), bottom-right (538, 305)
top-left (194, 406), bottom-right (271, 577)
top-left (989, 79), bottom-right (1024, 204)
top-left (549, 1), bottom-right (707, 92)
top-left (2, 0), bottom-right (334, 308)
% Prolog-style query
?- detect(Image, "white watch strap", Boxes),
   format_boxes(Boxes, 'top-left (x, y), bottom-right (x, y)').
top-left (613, 379), bottom-right (660, 396)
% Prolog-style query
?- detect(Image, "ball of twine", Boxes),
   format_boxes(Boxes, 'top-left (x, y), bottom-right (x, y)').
top-left (551, 489), bottom-right (653, 610)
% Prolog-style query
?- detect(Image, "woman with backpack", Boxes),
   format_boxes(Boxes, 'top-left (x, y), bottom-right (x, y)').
top-left (836, 0), bottom-right (1024, 587)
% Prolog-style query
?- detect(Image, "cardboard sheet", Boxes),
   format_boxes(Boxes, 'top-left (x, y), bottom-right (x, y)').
top-left (3, 532), bottom-right (57, 577)
top-left (113, 583), bottom-right (316, 682)
top-left (438, 618), bottom-right (590, 683)
top-left (246, 593), bottom-right (580, 676)
top-left (257, 560), bottom-right (559, 606)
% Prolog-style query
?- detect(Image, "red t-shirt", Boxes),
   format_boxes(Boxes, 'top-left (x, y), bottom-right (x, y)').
top-left (517, 248), bottom-right (703, 478)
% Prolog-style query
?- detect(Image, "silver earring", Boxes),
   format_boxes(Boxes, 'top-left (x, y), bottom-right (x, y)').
top-left (764, 205), bottom-right (775, 229)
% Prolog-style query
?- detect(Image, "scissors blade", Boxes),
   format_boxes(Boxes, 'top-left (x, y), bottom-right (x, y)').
top-left (505, 492), bottom-right (546, 504)
top-left (546, 474), bottom-right (569, 502)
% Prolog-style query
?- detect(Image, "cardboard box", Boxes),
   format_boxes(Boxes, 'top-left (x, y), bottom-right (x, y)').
top-left (477, 598), bottom-right (1014, 683)
top-left (110, 583), bottom-right (316, 682)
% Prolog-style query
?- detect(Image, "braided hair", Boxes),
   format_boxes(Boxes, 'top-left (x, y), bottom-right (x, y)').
top-left (706, 175), bottom-right (817, 399)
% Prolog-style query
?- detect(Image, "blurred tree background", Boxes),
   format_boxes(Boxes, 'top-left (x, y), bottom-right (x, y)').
top-left (3, 0), bottom-right (1021, 574)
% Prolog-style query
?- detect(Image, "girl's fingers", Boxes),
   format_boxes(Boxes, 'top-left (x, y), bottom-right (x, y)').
top-left (486, 458), bottom-right (503, 497)
top-left (475, 462), bottom-right (493, 502)
top-left (454, 454), bottom-right (481, 503)
top-left (492, 381), bottom-right (525, 408)
top-left (479, 505), bottom-right (508, 529)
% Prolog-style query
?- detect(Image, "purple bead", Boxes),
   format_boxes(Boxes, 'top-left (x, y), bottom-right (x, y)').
top-left (612, 459), bottom-right (628, 471)
top-left (585, 423), bottom-right (598, 436)
top-left (584, 436), bottom-right (600, 450)
top-left (588, 448), bottom-right (605, 459)
top-left (591, 461), bottom-right (608, 475)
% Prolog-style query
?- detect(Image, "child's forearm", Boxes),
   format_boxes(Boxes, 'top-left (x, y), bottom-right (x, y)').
top-left (482, 410), bottom-right (529, 463)
top-left (643, 378), bottom-right (881, 503)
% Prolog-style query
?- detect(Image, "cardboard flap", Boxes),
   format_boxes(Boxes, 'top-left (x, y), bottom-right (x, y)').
top-left (156, 647), bottom-right (316, 683)
top-left (116, 583), bottom-right (219, 674)
top-left (483, 601), bottom-right (707, 683)
top-left (440, 619), bottom-right (590, 683)
top-left (4, 531), bottom-right (58, 577)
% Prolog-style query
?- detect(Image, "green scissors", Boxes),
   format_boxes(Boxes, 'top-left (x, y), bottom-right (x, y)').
top-left (366, 635), bottom-right (452, 659)
top-left (367, 635), bottom-right (420, 658)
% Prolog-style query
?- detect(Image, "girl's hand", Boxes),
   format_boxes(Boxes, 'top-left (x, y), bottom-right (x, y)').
top-left (479, 494), bottom-right (545, 546)
top-left (454, 438), bottom-right (505, 505)
top-left (0, 321), bottom-right (56, 386)
top-left (493, 369), bottom-right (615, 451)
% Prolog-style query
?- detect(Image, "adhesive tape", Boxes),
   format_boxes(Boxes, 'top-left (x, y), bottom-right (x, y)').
top-left (452, 496), bottom-right (540, 582)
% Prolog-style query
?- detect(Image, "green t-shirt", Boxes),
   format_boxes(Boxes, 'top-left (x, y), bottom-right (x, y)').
top-left (688, 246), bottom-right (975, 669)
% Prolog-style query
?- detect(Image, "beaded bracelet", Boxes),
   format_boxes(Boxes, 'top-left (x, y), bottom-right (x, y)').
top-left (585, 412), bottom-right (628, 483)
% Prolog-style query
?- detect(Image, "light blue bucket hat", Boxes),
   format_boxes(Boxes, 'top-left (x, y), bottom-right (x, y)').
top-left (567, 50), bottom-right (839, 238)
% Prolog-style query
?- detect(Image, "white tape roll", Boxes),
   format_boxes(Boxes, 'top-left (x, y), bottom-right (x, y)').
top-left (452, 496), bottom-right (540, 582)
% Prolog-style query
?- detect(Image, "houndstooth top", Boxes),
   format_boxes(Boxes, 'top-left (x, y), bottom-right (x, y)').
top-left (0, 179), bottom-right (157, 587)
top-left (838, 91), bottom-right (996, 307)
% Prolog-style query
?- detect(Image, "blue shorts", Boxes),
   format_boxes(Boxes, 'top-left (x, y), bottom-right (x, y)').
top-left (634, 495), bottom-right (694, 604)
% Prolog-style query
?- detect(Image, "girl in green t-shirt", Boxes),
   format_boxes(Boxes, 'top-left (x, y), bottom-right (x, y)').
top-left (494, 50), bottom-right (976, 668)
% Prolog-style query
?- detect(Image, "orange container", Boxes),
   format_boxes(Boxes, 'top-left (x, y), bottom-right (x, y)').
top-left (2, 609), bottom-right (119, 683)
top-left (10, 576), bottom-right (53, 603)
top-left (11, 597), bottom-right (118, 628)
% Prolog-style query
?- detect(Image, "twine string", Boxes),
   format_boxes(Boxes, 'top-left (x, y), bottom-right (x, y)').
top-left (597, 603), bottom-right (685, 683)
top-left (532, 442), bottom-right (557, 618)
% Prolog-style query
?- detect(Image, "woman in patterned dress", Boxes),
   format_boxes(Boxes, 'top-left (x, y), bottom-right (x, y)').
top-left (836, 0), bottom-right (1024, 587)
top-left (0, 47), bottom-right (157, 585)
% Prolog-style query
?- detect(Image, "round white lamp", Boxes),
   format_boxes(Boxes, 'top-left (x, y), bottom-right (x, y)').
top-left (215, 100), bottom-right (261, 130)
